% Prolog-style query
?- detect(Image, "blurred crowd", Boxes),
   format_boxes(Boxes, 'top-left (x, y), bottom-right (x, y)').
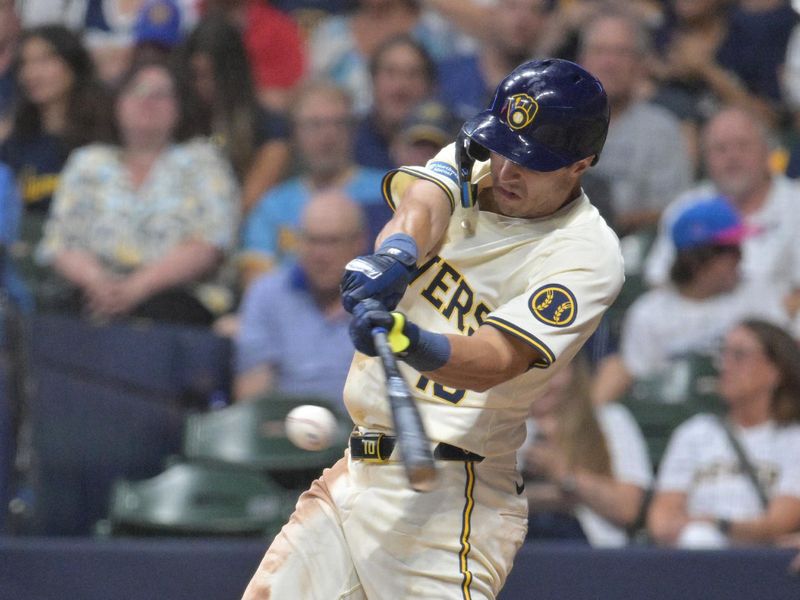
top-left (3, 0), bottom-right (800, 557)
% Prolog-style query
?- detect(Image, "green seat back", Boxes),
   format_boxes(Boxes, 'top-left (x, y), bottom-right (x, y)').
top-left (105, 461), bottom-right (293, 536)
top-left (622, 352), bottom-right (725, 470)
top-left (183, 395), bottom-right (351, 472)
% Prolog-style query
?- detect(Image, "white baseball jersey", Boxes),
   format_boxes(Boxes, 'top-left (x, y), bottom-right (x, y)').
top-left (244, 145), bottom-right (624, 600)
top-left (344, 143), bottom-right (625, 458)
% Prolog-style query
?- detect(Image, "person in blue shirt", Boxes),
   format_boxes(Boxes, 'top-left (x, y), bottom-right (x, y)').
top-left (353, 34), bottom-right (437, 171)
top-left (235, 190), bottom-right (367, 412)
top-left (241, 80), bottom-right (389, 288)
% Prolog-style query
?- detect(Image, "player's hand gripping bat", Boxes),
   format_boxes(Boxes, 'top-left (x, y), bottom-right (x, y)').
top-left (371, 327), bottom-right (437, 492)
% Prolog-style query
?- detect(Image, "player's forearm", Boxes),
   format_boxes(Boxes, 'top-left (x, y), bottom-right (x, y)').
top-left (377, 179), bottom-right (451, 262)
top-left (418, 326), bottom-right (532, 392)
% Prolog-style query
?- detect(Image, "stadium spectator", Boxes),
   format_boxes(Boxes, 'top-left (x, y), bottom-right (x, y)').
top-left (592, 196), bottom-right (793, 406)
top-left (648, 319), bottom-right (800, 548)
top-left (520, 354), bottom-right (652, 547)
top-left (644, 106), bottom-right (800, 294)
top-left (202, 0), bottom-right (306, 113)
top-left (0, 25), bottom-right (113, 217)
top-left (716, 0), bottom-right (798, 109)
top-left (240, 80), bottom-right (386, 288)
top-left (777, 17), bottom-right (800, 178)
top-left (173, 16), bottom-right (291, 214)
top-left (354, 34), bottom-right (437, 171)
top-left (649, 0), bottom-right (781, 129)
top-left (234, 190), bottom-right (366, 412)
top-left (577, 10), bottom-right (693, 235)
top-left (388, 98), bottom-right (459, 168)
top-left (437, 0), bottom-right (553, 123)
top-left (36, 58), bottom-right (239, 326)
top-left (308, 0), bottom-right (469, 114)
top-left (130, 0), bottom-right (187, 65)
top-left (537, 0), bottom-right (664, 62)
top-left (0, 0), bottom-right (19, 143)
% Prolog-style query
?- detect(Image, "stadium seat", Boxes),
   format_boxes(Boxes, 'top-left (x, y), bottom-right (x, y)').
top-left (29, 313), bottom-right (232, 406)
top-left (21, 368), bottom-right (185, 535)
top-left (621, 353), bottom-right (724, 470)
top-left (183, 394), bottom-right (350, 474)
top-left (104, 462), bottom-right (293, 536)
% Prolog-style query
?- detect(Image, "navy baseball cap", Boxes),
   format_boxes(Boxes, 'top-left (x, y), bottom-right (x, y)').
top-left (134, 0), bottom-right (181, 48)
top-left (671, 197), bottom-right (749, 250)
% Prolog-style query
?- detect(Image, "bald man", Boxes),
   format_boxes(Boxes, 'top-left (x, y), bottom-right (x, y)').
top-left (234, 190), bottom-right (367, 411)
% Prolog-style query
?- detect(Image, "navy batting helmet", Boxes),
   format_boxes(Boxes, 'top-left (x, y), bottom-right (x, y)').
top-left (455, 59), bottom-right (609, 206)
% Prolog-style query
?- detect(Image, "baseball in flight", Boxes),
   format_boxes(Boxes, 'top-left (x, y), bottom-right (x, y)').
top-left (284, 404), bottom-right (338, 451)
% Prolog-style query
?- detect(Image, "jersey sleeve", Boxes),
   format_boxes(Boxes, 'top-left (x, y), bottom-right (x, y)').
top-left (482, 241), bottom-right (624, 368)
top-left (381, 142), bottom-right (489, 216)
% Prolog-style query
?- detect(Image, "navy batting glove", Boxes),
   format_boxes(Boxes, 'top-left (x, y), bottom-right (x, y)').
top-left (340, 233), bottom-right (417, 313)
top-left (349, 299), bottom-right (400, 356)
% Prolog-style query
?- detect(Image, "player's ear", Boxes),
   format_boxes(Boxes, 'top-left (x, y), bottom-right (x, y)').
top-left (570, 155), bottom-right (595, 176)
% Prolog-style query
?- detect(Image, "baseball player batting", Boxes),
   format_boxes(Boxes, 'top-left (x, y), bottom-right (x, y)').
top-left (243, 58), bottom-right (624, 599)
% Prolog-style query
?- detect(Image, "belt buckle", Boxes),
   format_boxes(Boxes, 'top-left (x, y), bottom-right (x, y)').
top-left (360, 432), bottom-right (388, 462)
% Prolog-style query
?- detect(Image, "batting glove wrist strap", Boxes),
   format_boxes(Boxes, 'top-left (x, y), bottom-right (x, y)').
top-left (377, 233), bottom-right (418, 268)
top-left (401, 325), bottom-right (450, 372)
top-left (388, 313), bottom-right (449, 372)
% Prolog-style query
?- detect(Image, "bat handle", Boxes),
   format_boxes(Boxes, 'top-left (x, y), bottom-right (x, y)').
top-left (370, 326), bottom-right (437, 493)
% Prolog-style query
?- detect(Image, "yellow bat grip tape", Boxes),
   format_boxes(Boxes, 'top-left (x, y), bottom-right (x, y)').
top-left (388, 312), bottom-right (411, 353)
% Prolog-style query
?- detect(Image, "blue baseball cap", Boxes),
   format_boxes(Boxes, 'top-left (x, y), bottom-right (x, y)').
top-left (134, 0), bottom-right (181, 48)
top-left (671, 196), bottom-right (749, 251)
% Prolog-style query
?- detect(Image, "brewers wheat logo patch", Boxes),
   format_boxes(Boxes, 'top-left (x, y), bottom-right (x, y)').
top-left (504, 93), bottom-right (538, 131)
top-left (529, 284), bottom-right (576, 327)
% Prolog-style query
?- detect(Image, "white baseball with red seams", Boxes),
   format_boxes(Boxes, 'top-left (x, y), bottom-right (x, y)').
top-left (284, 405), bottom-right (337, 451)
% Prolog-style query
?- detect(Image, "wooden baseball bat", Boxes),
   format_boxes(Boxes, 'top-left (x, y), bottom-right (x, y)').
top-left (371, 327), bottom-right (437, 492)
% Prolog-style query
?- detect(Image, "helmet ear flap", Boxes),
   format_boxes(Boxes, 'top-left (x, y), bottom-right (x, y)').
top-left (456, 127), bottom-right (489, 208)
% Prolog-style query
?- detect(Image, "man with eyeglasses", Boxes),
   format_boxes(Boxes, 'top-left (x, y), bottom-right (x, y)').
top-left (233, 190), bottom-right (366, 412)
top-left (240, 80), bottom-right (389, 289)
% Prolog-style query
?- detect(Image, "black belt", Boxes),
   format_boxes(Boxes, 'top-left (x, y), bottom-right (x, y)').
top-left (349, 431), bottom-right (484, 463)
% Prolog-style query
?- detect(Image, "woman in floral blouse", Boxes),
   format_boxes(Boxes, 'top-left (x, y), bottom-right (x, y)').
top-left (37, 58), bottom-right (239, 326)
